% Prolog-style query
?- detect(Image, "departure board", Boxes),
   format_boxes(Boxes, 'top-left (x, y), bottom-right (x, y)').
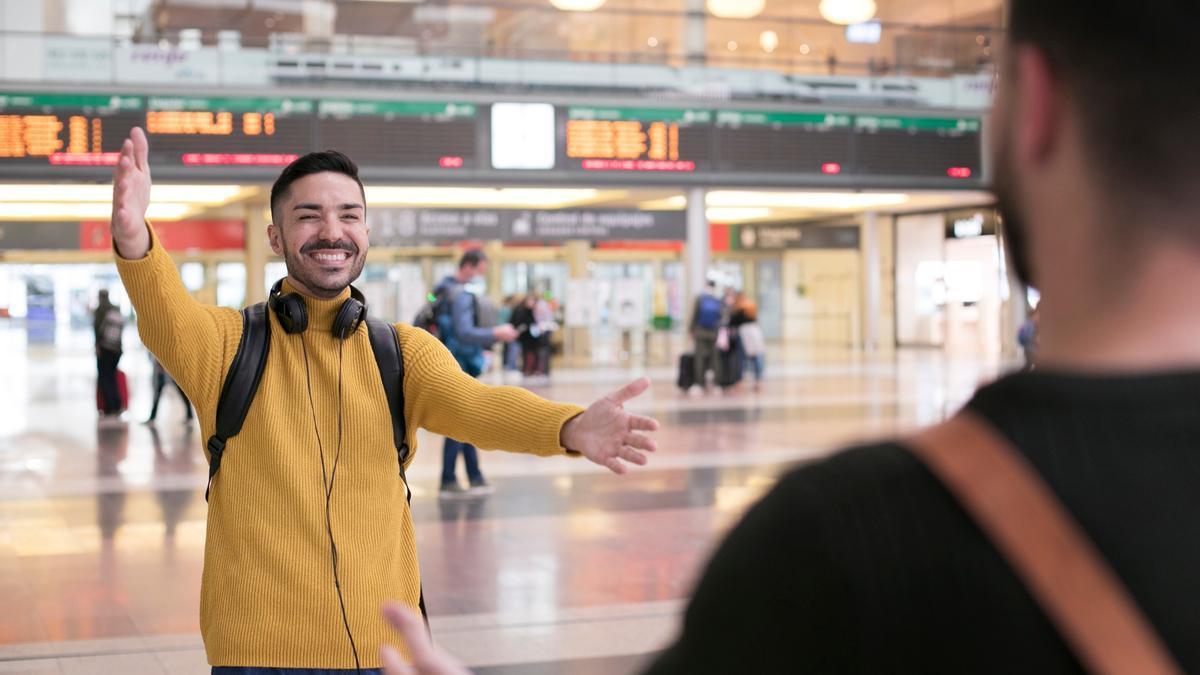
top-left (0, 90), bottom-right (984, 186)
top-left (316, 100), bottom-right (478, 170)
top-left (145, 96), bottom-right (314, 166)
top-left (0, 93), bottom-right (142, 166)
top-left (854, 115), bottom-right (981, 179)
top-left (562, 106), bottom-right (712, 172)
top-left (713, 111), bottom-right (854, 174)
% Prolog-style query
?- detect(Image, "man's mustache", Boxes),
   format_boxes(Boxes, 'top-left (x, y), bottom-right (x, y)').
top-left (300, 240), bottom-right (359, 255)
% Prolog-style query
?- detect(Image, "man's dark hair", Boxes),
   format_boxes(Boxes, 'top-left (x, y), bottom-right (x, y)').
top-left (269, 151), bottom-right (365, 223)
top-left (459, 249), bottom-right (487, 269)
top-left (1008, 0), bottom-right (1200, 213)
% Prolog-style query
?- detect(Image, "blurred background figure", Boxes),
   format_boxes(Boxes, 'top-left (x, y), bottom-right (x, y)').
top-left (730, 292), bottom-right (766, 391)
top-left (688, 280), bottom-right (724, 395)
top-left (93, 289), bottom-right (126, 424)
top-left (145, 355), bottom-right (194, 426)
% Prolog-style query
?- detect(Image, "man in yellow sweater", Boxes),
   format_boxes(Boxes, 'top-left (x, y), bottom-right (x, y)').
top-left (110, 127), bottom-right (660, 674)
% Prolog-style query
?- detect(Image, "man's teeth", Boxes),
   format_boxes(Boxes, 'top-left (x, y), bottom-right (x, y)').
top-left (312, 252), bottom-right (349, 261)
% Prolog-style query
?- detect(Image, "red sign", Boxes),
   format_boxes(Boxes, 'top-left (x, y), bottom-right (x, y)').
top-left (81, 220), bottom-right (245, 252)
top-left (181, 153), bottom-right (298, 166)
top-left (709, 223), bottom-right (732, 252)
top-left (581, 159), bottom-right (697, 172)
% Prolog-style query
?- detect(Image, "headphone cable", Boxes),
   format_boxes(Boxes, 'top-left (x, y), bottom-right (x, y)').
top-left (301, 335), bottom-right (361, 673)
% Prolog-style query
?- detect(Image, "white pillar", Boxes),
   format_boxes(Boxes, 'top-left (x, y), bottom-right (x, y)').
top-left (244, 204), bottom-right (269, 306)
top-left (862, 211), bottom-right (881, 353)
top-left (684, 0), bottom-right (706, 65)
top-left (685, 187), bottom-right (708, 299)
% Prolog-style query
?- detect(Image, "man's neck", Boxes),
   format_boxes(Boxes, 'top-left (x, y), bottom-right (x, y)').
top-left (1036, 244), bottom-right (1200, 373)
top-left (285, 276), bottom-right (342, 301)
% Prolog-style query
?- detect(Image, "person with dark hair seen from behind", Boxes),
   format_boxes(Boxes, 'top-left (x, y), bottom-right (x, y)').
top-left (93, 288), bottom-right (125, 424)
top-left (110, 130), bottom-right (660, 674)
top-left (432, 249), bottom-right (520, 499)
top-left (688, 280), bottom-right (724, 395)
top-left (373, 0), bottom-right (1200, 672)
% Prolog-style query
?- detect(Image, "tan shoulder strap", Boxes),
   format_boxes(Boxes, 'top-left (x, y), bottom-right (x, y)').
top-left (907, 411), bottom-right (1181, 675)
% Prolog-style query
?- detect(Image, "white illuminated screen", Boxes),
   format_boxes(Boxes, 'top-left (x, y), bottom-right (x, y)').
top-left (845, 21), bottom-right (882, 44)
top-left (491, 103), bottom-right (556, 170)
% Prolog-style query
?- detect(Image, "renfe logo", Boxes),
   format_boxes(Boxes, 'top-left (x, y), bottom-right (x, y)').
top-left (128, 48), bottom-right (189, 67)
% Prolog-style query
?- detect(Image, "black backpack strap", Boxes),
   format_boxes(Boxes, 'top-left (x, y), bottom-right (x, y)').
top-left (365, 317), bottom-right (427, 625)
top-left (206, 302), bottom-right (270, 502)
top-left (365, 317), bottom-right (411, 492)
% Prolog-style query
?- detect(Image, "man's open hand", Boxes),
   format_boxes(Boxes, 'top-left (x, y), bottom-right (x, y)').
top-left (111, 127), bottom-right (152, 259)
top-left (561, 377), bottom-right (660, 474)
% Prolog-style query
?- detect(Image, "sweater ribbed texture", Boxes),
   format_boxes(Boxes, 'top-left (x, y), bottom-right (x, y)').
top-left (117, 227), bottom-right (584, 668)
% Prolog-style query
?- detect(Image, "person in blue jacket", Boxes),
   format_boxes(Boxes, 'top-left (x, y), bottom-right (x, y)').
top-left (433, 249), bottom-right (519, 498)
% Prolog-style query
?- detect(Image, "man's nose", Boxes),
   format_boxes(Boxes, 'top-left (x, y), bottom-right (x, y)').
top-left (317, 214), bottom-right (345, 240)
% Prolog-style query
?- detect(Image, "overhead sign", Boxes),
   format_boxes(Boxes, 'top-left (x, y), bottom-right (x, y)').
top-left (734, 223), bottom-right (861, 250)
top-left (368, 209), bottom-right (686, 244)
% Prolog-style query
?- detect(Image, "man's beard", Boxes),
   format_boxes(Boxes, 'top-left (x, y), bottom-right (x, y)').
top-left (993, 142), bottom-right (1037, 289)
top-left (282, 240), bottom-right (366, 298)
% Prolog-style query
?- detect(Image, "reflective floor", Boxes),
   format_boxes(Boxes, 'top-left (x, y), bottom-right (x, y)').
top-left (0, 328), bottom-right (1006, 673)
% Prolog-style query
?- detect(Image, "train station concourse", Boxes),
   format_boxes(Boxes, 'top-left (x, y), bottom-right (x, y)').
top-left (15, 0), bottom-right (1184, 673)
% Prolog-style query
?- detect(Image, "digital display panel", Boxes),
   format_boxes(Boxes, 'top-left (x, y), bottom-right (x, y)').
top-left (562, 106), bottom-right (712, 172)
top-left (713, 111), bottom-right (854, 174)
top-left (0, 93), bottom-right (142, 166)
top-left (144, 96), bottom-right (314, 166)
top-left (854, 115), bottom-right (982, 179)
top-left (316, 100), bottom-right (478, 170)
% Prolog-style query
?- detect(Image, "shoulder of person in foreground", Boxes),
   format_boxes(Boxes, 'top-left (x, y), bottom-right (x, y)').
top-left (642, 441), bottom-right (964, 674)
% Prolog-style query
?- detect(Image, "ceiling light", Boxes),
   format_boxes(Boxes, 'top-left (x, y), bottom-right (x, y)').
top-left (0, 202), bottom-right (192, 221)
top-left (800, 43), bottom-right (811, 55)
top-left (549, 0), bottom-right (607, 11)
top-left (819, 0), bottom-right (877, 25)
top-left (364, 187), bottom-right (600, 208)
top-left (647, 36), bottom-right (659, 47)
top-left (706, 0), bottom-right (765, 19)
top-left (706, 207), bottom-right (772, 222)
top-left (637, 195), bottom-right (688, 210)
top-left (726, 41), bottom-right (738, 51)
top-left (706, 191), bottom-right (909, 210)
top-left (759, 30), bottom-right (779, 53)
top-left (0, 184), bottom-right (246, 205)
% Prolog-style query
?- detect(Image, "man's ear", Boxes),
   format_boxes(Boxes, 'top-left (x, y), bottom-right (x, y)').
top-left (1014, 44), bottom-right (1061, 167)
top-left (267, 223), bottom-right (284, 256)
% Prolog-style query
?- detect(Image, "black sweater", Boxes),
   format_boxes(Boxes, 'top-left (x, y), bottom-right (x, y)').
top-left (645, 371), bottom-right (1200, 674)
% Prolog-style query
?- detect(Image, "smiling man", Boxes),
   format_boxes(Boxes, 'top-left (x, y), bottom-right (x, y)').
top-left (110, 129), bottom-right (660, 674)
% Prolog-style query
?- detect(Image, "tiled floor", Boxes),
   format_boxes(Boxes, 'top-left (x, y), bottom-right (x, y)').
top-left (0, 329), bottom-right (1007, 673)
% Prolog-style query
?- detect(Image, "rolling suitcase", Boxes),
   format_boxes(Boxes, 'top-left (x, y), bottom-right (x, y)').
top-left (677, 353), bottom-right (697, 390)
top-left (96, 369), bottom-right (129, 412)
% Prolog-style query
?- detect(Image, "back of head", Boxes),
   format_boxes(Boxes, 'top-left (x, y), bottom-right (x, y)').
top-left (269, 150), bottom-right (364, 223)
top-left (459, 249), bottom-right (487, 270)
top-left (1008, 0), bottom-right (1200, 225)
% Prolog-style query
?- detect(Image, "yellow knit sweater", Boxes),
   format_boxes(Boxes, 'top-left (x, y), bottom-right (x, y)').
top-left (116, 227), bottom-right (585, 668)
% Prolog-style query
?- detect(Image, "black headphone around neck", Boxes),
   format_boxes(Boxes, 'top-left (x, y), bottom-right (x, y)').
top-left (267, 278), bottom-right (367, 340)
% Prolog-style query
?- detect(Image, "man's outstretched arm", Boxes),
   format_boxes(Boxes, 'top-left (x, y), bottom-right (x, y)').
top-left (111, 127), bottom-right (240, 418)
